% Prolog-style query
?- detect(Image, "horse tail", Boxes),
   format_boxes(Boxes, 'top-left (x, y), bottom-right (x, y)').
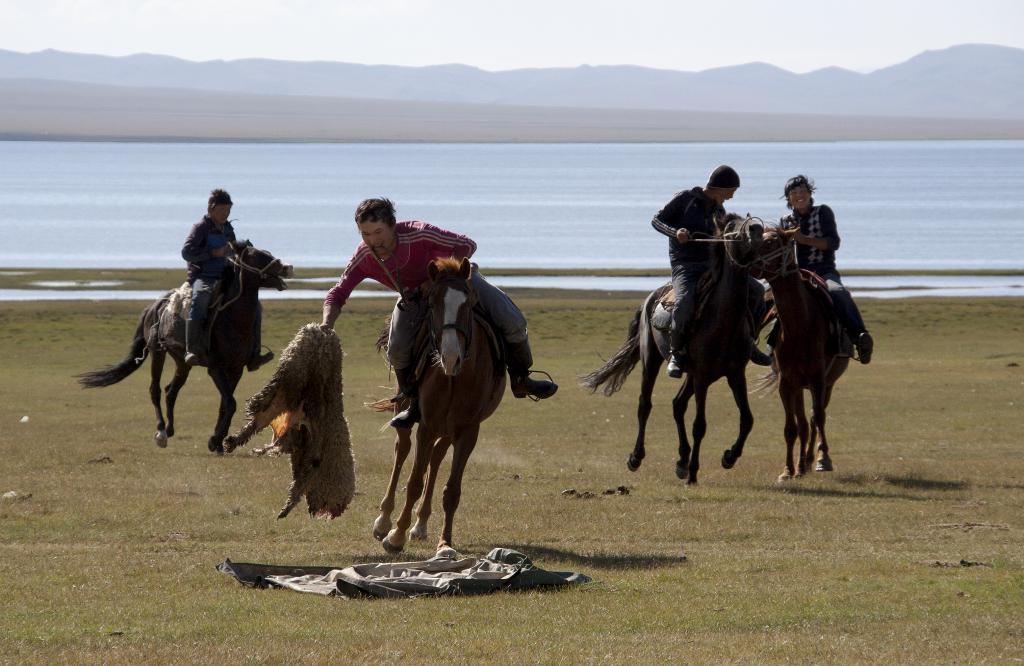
top-left (579, 306), bottom-right (642, 396)
top-left (76, 309), bottom-right (150, 388)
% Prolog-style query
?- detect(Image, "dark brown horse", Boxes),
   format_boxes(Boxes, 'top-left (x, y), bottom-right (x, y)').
top-left (77, 241), bottom-right (293, 455)
top-left (373, 257), bottom-right (505, 554)
top-left (748, 227), bottom-right (849, 481)
top-left (581, 214), bottom-right (765, 484)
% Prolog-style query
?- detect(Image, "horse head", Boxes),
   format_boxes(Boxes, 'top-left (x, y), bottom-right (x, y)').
top-left (720, 213), bottom-right (765, 267)
top-left (230, 240), bottom-right (294, 291)
top-left (426, 256), bottom-right (477, 376)
top-left (747, 225), bottom-right (799, 281)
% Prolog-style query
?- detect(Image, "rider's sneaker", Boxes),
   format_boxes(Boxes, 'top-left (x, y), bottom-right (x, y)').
top-left (749, 345), bottom-right (773, 367)
top-left (389, 398), bottom-right (421, 429)
top-left (247, 351), bottom-right (274, 372)
top-left (856, 332), bottom-right (874, 365)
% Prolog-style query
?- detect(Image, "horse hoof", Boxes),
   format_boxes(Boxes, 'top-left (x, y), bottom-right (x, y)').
top-left (436, 546), bottom-right (458, 559)
top-left (777, 472), bottom-right (792, 483)
top-left (154, 431), bottom-right (168, 448)
top-left (410, 524), bottom-right (429, 541)
top-left (208, 438), bottom-right (224, 455)
top-left (722, 450), bottom-right (737, 469)
top-left (166, 425), bottom-right (175, 438)
top-left (222, 437), bottom-right (237, 454)
top-left (675, 463), bottom-right (688, 481)
top-left (382, 532), bottom-right (405, 554)
top-left (627, 456), bottom-right (641, 472)
top-left (815, 459), bottom-right (834, 472)
top-left (372, 516), bottom-right (391, 541)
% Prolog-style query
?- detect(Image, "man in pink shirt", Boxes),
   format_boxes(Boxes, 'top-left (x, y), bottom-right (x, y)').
top-left (322, 198), bottom-right (558, 428)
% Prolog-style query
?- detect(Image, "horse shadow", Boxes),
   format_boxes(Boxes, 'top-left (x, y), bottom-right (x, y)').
top-left (497, 543), bottom-right (684, 570)
top-left (770, 473), bottom-right (969, 500)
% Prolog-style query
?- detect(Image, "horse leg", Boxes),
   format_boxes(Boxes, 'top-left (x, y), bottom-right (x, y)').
top-left (373, 427), bottom-right (413, 541)
top-left (163, 358), bottom-right (190, 439)
top-left (686, 382), bottom-right (710, 485)
top-left (149, 349), bottom-right (168, 448)
top-left (721, 370), bottom-right (753, 469)
top-left (411, 436), bottom-right (452, 541)
top-left (207, 367), bottom-right (241, 455)
top-left (793, 389), bottom-right (811, 477)
top-left (628, 345), bottom-right (662, 472)
top-left (438, 424), bottom-right (481, 554)
top-left (383, 426), bottom-right (436, 554)
top-left (778, 382), bottom-right (800, 482)
top-left (672, 376), bottom-right (695, 481)
top-left (813, 383), bottom-right (834, 472)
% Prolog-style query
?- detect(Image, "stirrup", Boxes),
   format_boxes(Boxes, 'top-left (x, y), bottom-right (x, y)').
top-left (511, 369), bottom-right (558, 401)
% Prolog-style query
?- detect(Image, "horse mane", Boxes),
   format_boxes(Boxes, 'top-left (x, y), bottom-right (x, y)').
top-left (431, 256), bottom-right (464, 277)
top-left (694, 213), bottom-right (743, 321)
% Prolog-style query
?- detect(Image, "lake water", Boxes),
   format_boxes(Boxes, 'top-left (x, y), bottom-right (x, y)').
top-left (1, 140), bottom-right (1022, 270)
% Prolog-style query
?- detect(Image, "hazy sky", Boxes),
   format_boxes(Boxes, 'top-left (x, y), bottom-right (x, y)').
top-left (2, 0), bottom-right (1022, 72)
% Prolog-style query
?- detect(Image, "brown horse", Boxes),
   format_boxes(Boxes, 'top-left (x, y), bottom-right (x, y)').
top-left (373, 256), bottom-right (505, 554)
top-left (77, 241), bottom-right (293, 455)
top-left (748, 227), bottom-right (849, 481)
top-left (581, 214), bottom-right (765, 484)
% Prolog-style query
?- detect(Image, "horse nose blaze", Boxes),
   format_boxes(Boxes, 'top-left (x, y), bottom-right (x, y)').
top-left (440, 288), bottom-right (467, 374)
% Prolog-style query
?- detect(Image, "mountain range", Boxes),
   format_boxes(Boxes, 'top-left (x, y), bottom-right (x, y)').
top-left (1, 43), bottom-right (1022, 120)
top-left (1, 44), bottom-right (1023, 141)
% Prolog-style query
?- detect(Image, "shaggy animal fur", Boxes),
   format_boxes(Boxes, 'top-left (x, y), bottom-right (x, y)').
top-left (223, 323), bottom-right (355, 519)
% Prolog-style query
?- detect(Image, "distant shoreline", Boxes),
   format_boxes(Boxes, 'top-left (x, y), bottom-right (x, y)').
top-left (5, 78), bottom-right (1024, 144)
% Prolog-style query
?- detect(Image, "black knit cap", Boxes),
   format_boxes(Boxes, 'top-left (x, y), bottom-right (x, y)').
top-left (707, 165), bottom-right (740, 189)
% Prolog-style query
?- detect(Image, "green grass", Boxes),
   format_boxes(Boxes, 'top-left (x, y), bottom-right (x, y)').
top-left (1, 293), bottom-right (1022, 664)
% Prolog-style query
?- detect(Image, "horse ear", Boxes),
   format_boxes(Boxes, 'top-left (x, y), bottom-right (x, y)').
top-left (428, 261), bottom-right (439, 281)
top-left (458, 257), bottom-right (471, 280)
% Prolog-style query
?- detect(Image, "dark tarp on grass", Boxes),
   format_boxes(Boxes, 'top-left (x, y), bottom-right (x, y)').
top-left (216, 547), bottom-right (591, 598)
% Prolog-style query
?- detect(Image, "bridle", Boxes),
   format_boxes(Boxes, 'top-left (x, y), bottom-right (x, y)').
top-left (218, 244), bottom-right (284, 311)
top-left (428, 276), bottom-right (477, 365)
top-left (748, 230), bottom-right (798, 280)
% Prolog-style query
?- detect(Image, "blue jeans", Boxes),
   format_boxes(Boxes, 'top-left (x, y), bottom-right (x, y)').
top-left (387, 270), bottom-right (528, 370)
top-left (188, 277), bottom-right (218, 321)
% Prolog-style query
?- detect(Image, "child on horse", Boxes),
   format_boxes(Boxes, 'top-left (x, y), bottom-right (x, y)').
top-left (780, 174), bottom-right (874, 364)
top-left (320, 197), bottom-right (558, 428)
top-left (180, 188), bottom-right (274, 370)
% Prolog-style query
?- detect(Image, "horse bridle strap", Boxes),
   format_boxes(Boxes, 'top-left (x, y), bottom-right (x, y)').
top-left (429, 280), bottom-right (476, 363)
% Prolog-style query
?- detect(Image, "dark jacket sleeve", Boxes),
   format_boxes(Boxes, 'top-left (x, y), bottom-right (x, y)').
top-left (651, 192), bottom-right (688, 238)
top-left (182, 220), bottom-right (211, 264)
top-left (816, 205), bottom-right (841, 252)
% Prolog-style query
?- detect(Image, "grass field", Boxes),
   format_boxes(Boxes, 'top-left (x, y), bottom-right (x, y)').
top-left (1, 293), bottom-right (1022, 664)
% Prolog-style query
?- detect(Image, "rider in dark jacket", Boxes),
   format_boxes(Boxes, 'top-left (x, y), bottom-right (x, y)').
top-left (651, 165), bottom-right (771, 378)
top-left (180, 189), bottom-right (273, 370)
top-left (780, 174), bottom-right (874, 364)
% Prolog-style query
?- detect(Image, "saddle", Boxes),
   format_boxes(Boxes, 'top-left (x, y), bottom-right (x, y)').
top-left (154, 280), bottom-right (228, 351)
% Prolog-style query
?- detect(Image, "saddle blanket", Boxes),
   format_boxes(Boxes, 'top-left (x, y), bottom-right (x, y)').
top-left (217, 547), bottom-right (590, 599)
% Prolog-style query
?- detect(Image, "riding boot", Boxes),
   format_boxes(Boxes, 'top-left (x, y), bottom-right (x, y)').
top-left (184, 319), bottom-right (206, 367)
top-left (389, 366), bottom-right (421, 429)
top-left (855, 331), bottom-right (874, 365)
top-left (506, 339), bottom-right (558, 399)
top-left (666, 328), bottom-right (686, 379)
top-left (246, 305), bottom-right (274, 371)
